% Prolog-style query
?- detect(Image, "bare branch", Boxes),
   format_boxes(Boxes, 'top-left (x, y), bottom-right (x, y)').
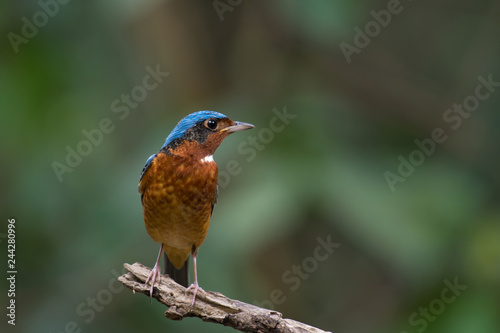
top-left (119, 262), bottom-right (331, 333)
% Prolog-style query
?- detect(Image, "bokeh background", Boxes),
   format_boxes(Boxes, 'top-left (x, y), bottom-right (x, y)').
top-left (1, 1), bottom-right (500, 332)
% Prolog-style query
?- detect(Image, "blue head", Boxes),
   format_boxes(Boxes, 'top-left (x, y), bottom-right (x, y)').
top-left (162, 111), bottom-right (228, 148)
top-left (140, 111), bottom-right (253, 180)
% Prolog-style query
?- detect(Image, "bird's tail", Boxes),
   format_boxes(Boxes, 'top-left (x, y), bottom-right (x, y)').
top-left (165, 256), bottom-right (189, 287)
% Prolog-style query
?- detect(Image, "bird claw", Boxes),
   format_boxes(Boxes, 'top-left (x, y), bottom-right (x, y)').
top-left (185, 283), bottom-right (205, 306)
top-left (145, 263), bottom-right (161, 303)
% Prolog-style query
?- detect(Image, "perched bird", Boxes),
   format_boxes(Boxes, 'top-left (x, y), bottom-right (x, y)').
top-left (139, 111), bottom-right (254, 305)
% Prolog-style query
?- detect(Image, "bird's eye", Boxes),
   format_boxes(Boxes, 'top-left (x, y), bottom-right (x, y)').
top-left (205, 119), bottom-right (218, 130)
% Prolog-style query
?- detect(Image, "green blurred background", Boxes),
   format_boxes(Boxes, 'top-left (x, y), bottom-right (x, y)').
top-left (1, 0), bottom-right (500, 332)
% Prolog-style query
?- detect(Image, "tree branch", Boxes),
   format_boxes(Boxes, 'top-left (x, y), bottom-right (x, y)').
top-left (119, 262), bottom-right (331, 333)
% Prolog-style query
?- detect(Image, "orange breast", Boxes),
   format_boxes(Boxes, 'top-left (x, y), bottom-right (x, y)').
top-left (139, 152), bottom-right (218, 268)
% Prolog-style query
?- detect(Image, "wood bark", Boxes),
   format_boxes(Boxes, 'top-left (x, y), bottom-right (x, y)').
top-left (119, 262), bottom-right (331, 333)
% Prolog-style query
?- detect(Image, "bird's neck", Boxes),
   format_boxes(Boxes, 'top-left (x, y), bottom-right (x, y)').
top-left (163, 140), bottom-right (216, 162)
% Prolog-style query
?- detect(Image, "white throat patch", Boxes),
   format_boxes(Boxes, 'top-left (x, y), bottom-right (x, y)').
top-left (200, 155), bottom-right (214, 163)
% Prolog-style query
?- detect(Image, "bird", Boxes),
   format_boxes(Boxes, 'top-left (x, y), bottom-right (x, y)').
top-left (139, 111), bottom-right (254, 305)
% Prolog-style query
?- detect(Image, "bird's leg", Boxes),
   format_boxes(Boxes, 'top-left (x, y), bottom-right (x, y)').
top-left (145, 243), bottom-right (163, 303)
top-left (185, 247), bottom-right (205, 305)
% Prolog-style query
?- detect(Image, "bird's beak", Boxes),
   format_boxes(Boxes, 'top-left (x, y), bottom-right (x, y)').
top-left (220, 121), bottom-right (255, 133)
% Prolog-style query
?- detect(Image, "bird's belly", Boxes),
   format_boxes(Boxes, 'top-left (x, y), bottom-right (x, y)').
top-left (142, 159), bottom-right (217, 250)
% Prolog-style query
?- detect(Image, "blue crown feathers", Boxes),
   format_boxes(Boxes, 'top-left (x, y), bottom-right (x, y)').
top-left (161, 111), bottom-right (227, 149)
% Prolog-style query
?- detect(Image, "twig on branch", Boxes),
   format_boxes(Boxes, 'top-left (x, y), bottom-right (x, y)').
top-left (119, 262), bottom-right (331, 333)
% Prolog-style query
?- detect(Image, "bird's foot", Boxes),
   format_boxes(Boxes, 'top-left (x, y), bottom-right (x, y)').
top-left (145, 262), bottom-right (161, 303)
top-left (185, 283), bottom-right (206, 306)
